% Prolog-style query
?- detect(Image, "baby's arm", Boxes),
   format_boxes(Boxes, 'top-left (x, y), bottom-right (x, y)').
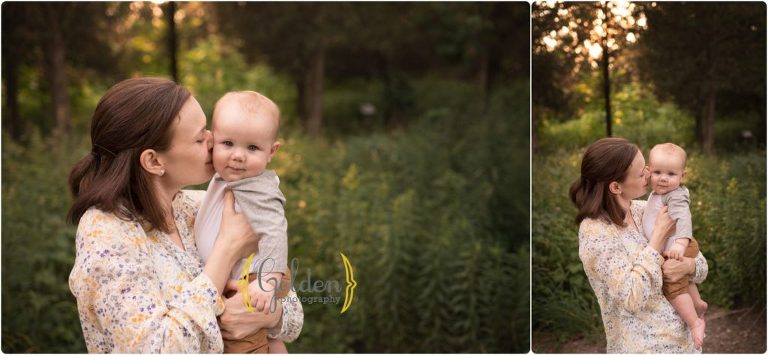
top-left (664, 188), bottom-right (693, 261)
top-left (228, 172), bottom-right (289, 275)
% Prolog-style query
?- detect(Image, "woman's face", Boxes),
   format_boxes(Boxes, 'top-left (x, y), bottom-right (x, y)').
top-left (160, 96), bottom-right (214, 188)
top-left (618, 150), bottom-right (649, 200)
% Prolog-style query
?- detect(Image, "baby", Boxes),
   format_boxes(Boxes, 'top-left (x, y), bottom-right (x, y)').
top-left (641, 143), bottom-right (707, 349)
top-left (194, 91), bottom-right (290, 354)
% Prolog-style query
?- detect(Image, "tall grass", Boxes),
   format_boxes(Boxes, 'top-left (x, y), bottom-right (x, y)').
top-left (1, 80), bottom-right (530, 352)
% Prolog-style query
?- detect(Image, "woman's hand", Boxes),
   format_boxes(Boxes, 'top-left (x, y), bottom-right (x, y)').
top-left (661, 256), bottom-right (696, 283)
top-left (219, 279), bottom-right (282, 340)
top-left (216, 190), bottom-right (260, 261)
top-left (649, 206), bottom-right (675, 252)
top-left (203, 191), bottom-right (259, 295)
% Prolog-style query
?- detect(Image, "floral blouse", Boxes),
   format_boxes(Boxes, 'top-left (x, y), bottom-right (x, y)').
top-left (69, 190), bottom-right (303, 353)
top-left (578, 200), bottom-right (708, 353)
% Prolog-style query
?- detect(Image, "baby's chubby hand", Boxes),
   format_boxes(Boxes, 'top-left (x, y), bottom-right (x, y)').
top-left (664, 243), bottom-right (686, 261)
top-left (252, 279), bottom-right (279, 315)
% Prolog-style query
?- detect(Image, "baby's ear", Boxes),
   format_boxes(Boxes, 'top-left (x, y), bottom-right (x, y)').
top-left (268, 141), bottom-right (281, 162)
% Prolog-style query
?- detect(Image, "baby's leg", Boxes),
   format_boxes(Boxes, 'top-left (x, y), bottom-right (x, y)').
top-left (268, 339), bottom-right (288, 354)
top-left (671, 293), bottom-right (706, 349)
top-left (688, 283), bottom-right (708, 318)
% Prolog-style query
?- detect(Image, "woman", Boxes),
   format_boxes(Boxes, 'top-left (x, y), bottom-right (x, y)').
top-left (67, 77), bottom-right (302, 352)
top-left (569, 137), bottom-right (708, 353)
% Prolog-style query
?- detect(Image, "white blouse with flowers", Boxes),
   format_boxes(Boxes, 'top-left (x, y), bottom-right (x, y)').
top-left (578, 200), bottom-right (708, 353)
top-left (69, 190), bottom-right (302, 353)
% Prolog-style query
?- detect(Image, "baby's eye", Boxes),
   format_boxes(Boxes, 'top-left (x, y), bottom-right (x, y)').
top-left (222, 141), bottom-right (233, 147)
top-left (248, 145), bottom-right (259, 151)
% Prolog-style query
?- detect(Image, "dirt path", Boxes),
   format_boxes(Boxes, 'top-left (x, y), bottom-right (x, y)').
top-left (533, 306), bottom-right (766, 353)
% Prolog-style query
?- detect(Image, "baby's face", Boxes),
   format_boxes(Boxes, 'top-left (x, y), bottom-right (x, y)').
top-left (211, 104), bottom-right (279, 182)
top-left (648, 152), bottom-right (686, 195)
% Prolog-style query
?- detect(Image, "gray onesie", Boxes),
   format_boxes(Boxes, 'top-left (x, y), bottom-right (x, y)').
top-left (226, 170), bottom-right (288, 275)
top-left (642, 186), bottom-right (693, 251)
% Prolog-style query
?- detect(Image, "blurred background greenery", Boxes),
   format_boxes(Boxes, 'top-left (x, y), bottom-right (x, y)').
top-left (531, 2), bottom-right (766, 351)
top-left (1, 2), bottom-right (530, 353)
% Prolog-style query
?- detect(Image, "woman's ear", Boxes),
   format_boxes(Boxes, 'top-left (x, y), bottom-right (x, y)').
top-left (139, 149), bottom-right (166, 177)
top-left (608, 181), bottom-right (622, 195)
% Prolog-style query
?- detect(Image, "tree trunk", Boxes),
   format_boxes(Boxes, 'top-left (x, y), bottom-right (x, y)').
top-left (700, 87), bottom-right (716, 154)
top-left (601, 43), bottom-right (612, 137)
top-left (166, 1), bottom-right (178, 83)
top-left (478, 49), bottom-right (490, 95)
top-left (3, 53), bottom-right (21, 140)
top-left (304, 46), bottom-right (325, 138)
top-left (295, 77), bottom-right (306, 126)
top-left (44, 5), bottom-right (71, 135)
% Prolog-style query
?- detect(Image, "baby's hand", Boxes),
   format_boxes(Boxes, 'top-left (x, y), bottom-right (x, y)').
top-left (665, 243), bottom-right (686, 261)
top-left (251, 283), bottom-right (278, 315)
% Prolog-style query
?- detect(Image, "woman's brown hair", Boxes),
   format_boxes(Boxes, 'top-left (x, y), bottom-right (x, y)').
top-left (67, 77), bottom-right (191, 232)
top-left (569, 137), bottom-right (640, 226)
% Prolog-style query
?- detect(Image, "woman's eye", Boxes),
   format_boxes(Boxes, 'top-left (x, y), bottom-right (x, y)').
top-left (248, 145), bottom-right (259, 151)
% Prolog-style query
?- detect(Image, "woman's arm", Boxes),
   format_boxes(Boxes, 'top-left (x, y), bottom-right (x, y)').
top-left (267, 289), bottom-right (304, 342)
top-left (219, 280), bottom-right (304, 342)
top-left (69, 210), bottom-right (225, 352)
top-left (662, 251), bottom-right (708, 284)
top-left (578, 220), bottom-right (665, 314)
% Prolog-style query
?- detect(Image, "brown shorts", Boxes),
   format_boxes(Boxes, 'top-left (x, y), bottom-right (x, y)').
top-left (223, 270), bottom-right (292, 354)
top-left (662, 238), bottom-right (700, 300)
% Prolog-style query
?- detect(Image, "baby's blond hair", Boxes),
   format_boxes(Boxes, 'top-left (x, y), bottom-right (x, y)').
top-left (214, 91), bottom-right (281, 140)
top-left (650, 143), bottom-right (687, 167)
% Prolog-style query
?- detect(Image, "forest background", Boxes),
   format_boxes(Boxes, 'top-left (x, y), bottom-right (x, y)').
top-left (531, 2), bottom-right (766, 353)
top-left (1, 2), bottom-right (530, 352)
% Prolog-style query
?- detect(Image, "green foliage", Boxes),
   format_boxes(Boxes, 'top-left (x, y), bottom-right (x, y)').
top-left (2, 81), bottom-right (528, 353)
top-left (532, 147), bottom-right (766, 342)
top-left (273, 82), bottom-right (529, 352)
top-left (2, 130), bottom-right (90, 352)
top-left (537, 81), bottom-right (695, 153)
top-left (687, 152), bottom-right (767, 307)
top-left (180, 34), bottom-right (297, 129)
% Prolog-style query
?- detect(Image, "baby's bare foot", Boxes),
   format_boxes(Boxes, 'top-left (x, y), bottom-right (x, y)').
top-left (695, 301), bottom-right (708, 319)
top-left (691, 318), bottom-right (706, 350)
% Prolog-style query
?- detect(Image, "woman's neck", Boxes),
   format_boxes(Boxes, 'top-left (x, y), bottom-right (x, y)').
top-left (154, 178), bottom-right (181, 229)
top-left (617, 196), bottom-right (635, 227)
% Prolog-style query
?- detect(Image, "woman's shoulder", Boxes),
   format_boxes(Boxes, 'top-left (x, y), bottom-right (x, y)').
top-left (76, 207), bottom-right (145, 245)
top-left (578, 216), bottom-right (614, 237)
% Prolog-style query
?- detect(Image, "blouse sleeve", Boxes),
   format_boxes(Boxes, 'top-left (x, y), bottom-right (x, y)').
top-left (267, 289), bottom-right (304, 342)
top-left (69, 210), bottom-right (225, 353)
top-left (578, 219), bottom-right (665, 314)
top-left (691, 251), bottom-right (708, 284)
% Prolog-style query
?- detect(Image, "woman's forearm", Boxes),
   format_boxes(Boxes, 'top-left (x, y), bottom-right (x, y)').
top-left (648, 227), bottom-right (668, 252)
top-left (204, 245), bottom-right (237, 296)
